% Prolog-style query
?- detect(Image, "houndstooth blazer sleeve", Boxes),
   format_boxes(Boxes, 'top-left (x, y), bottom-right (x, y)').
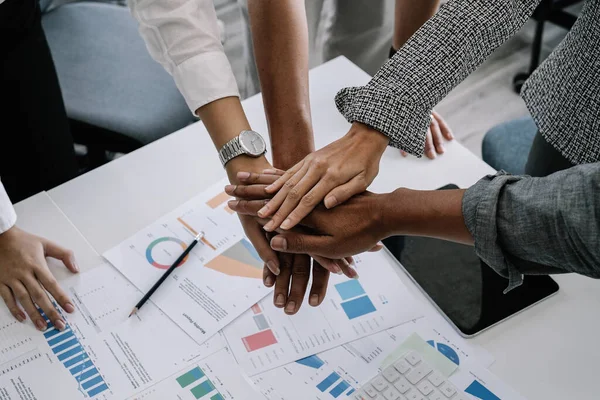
top-left (335, 0), bottom-right (542, 156)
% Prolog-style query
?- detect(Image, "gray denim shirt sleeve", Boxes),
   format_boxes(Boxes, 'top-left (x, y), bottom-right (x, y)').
top-left (462, 163), bottom-right (600, 292)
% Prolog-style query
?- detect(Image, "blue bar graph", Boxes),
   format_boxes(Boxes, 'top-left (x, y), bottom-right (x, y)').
top-left (347, 389), bottom-right (355, 395)
top-left (465, 381), bottom-right (501, 400)
top-left (335, 280), bottom-right (366, 301)
top-left (88, 383), bottom-right (109, 397)
top-left (48, 330), bottom-right (75, 346)
top-left (330, 380), bottom-right (350, 398)
top-left (340, 295), bottom-right (377, 320)
top-left (39, 308), bottom-right (109, 399)
top-left (64, 353), bottom-right (88, 368)
top-left (317, 372), bottom-right (340, 392)
top-left (296, 355), bottom-right (325, 369)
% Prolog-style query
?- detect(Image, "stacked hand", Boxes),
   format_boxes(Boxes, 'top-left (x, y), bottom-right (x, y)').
top-left (401, 111), bottom-right (453, 159)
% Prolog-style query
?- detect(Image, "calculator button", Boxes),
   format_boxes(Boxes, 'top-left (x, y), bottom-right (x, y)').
top-left (405, 352), bottom-right (422, 366)
top-left (394, 359), bottom-right (411, 374)
top-left (427, 391), bottom-right (444, 400)
top-left (364, 384), bottom-right (378, 397)
top-left (405, 390), bottom-right (426, 400)
top-left (383, 366), bottom-right (402, 383)
top-left (393, 377), bottom-right (411, 394)
top-left (406, 364), bottom-right (432, 385)
top-left (382, 387), bottom-right (402, 400)
top-left (439, 382), bottom-right (457, 397)
top-left (372, 376), bottom-right (389, 392)
top-left (417, 380), bottom-right (434, 396)
top-left (427, 372), bottom-right (444, 387)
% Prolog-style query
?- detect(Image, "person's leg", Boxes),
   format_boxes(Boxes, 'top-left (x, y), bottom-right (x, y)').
top-left (0, 0), bottom-right (77, 202)
top-left (481, 117), bottom-right (538, 175)
top-left (524, 131), bottom-right (575, 177)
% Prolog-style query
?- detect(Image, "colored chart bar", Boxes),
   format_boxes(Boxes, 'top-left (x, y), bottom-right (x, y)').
top-left (191, 380), bottom-right (215, 399)
top-left (70, 360), bottom-right (93, 376)
top-left (242, 329), bottom-right (278, 352)
top-left (347, 389), bottom-right (355, 395)
top-left (64, 353), bottom-right (88, 368)
top-left (253, 314), bottom-right (269, 330)
top-left (58, 346), bottom-right (83, 361)
top-left (206, 192), bottom-right (231, 209)
top-left (335, 280), bottom-right (366, 301)
top-left (340, 295), bottom-right (377, 320)
top-left (88, 383), bottom-right (109, 397)
top-left (330, 380), bottom-right (350, 398)
top-left (43, 328), bottom-right (62, 339)
top-left (48, 330), bottom-right (75, 347)
top-left (52, 338), bottom-right (79, 354)
top-left (465, 381), bottom-right (501, 400)
top-left (177, 367), bottom-right (205, 388)
top-left (251, 304), bottom-right (262, 314)
top-left (82, 375), bottom-right (104, 390)
top-left (317, 372), bottom-right (341, 392)
top-left (211, 394), bottom-right (224, 400)
top-left (295, 355), bottom-right (325, 369)
top-left (77, 368), bottom-right (99, 382)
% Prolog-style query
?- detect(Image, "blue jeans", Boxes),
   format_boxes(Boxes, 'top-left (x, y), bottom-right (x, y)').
top-left (482, 117), bottom-right (573, 177)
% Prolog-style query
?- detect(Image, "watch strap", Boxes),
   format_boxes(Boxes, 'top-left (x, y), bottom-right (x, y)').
top-left (219, 136), bottom-right (245, 166)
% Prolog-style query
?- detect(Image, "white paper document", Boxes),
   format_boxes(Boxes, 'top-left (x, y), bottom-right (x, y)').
top-left (223, 251), bottom-right (423, 375)
top-left (103, 179), bottom-right (272, 345)
top-left (128, 348), bottom-right (264, 400)
top-left (252, 317), bottom-right (491, 400)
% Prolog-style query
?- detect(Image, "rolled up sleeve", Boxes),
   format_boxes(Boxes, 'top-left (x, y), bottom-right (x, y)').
top-left (462, 164), bottom-right (600, 292)
top-left (0, 181), bottom-right (16, 234)
top-left (129, 0), bottom-right (239, 114)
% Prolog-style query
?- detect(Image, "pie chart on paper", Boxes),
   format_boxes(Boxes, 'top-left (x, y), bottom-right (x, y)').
top-left (205, 238), bottom-right (263, 279)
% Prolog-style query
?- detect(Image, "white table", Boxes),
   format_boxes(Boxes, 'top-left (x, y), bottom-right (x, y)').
top-left (44, 57), bottom-right (600, 399)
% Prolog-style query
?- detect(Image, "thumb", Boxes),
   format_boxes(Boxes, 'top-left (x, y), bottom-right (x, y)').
top-left (369, 242), bottom-right (384, 252)
top-left (270, 233), bottom-right (331, 257)
top-left (42, 239), bottom-right (79, 273)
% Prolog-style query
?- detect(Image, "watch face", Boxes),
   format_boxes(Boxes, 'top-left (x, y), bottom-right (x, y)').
top-left (239, 130), bottom-right (266, 156)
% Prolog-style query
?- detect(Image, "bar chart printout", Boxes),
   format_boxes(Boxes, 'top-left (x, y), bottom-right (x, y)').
top-left (40, 309), bottom-right (109, 398)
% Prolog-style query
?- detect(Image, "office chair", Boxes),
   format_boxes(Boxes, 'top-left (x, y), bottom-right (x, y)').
top-left (513, 0), bottom-right (582, 93)
top-left (41, 1), bottom-right (195, 168)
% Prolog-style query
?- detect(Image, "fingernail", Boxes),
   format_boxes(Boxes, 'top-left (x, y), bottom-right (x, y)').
top-left (350, 268), bottom-right (360, 279)
top-left (258, 206), bottom-right (269, 218)
top-left (64, 303), bottom-right (75, 313)
top-left (285, 301), bottom-right (296, 314)
top-left (309, 294), bottom-right (319, 306)
top-left (227, 200), bottom-right (239, 208)
top-left (55, 319), bottom-right (66, 331)
top-left (225, 185), bottom-right (236, 194)
top-left (439, 146), bottom-right (445, 153)
top-left (275, 294), bottom-right (286, 307)
top-left (324, 196), bottom-right (337, 209)
top-left (72, 259), bottom-right (80, 272)
top-left (263, 221), bottom-right (275, 232)
top-left (280, 219), bottom-right (291, 230)
top-left (263, 169), bottom-right (276, 174)
top-left (267, 261), bottom-right (280, 276)
top-left (17, 312), bottom-right (26, 322)
top-left (237, 172), bottom-right (250, 180)
top-left (36, 319), bottom-right (47, 331)
top-left (265, 184), bottom-right (274, 191)
top-left (271, 237), bottom-right (287, 251)
top-left (265, 275), bottom-right (274, 287)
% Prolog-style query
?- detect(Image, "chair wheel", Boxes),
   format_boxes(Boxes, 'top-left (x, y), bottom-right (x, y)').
top-left (513, 72), bottom-right (530, 94)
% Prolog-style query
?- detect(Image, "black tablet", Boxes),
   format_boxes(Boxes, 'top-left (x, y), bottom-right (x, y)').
top-left (383, 184), bottom-right (559, 337)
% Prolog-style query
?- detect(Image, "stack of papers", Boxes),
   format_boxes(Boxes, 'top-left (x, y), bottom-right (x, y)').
top-left (0, 179), bottom-right (527, 399)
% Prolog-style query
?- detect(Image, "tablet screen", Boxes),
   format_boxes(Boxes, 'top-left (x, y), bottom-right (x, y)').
top-left (383, 184), bottom-right (559, 337)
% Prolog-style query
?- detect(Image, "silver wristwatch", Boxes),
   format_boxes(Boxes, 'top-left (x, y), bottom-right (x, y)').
top-left (218, 130), bottom-right (267, 167)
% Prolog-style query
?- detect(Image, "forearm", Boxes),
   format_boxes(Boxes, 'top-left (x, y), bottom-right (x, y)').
top-left (196, 97), bottom-right (270, 184)
top-left (382, 188), bottom-right (473, 244)
top-left (0, 181), bottom-right (16, 234)
top-left (248, 0), bottom-right (314, 169)
top-left (393, 0), bottom-right (439, 50)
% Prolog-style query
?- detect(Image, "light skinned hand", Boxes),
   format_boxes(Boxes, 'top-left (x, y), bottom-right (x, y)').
top-left (400, 111), bottom-right (453, 159)
top-left (229, 192), bottom-right (387, 260)
top-left (255, 122), bottom-right (389, 233)
top-left (0, 226), bottom-right (79, 331)
top-left (227, 171), bottom-right (358, 279)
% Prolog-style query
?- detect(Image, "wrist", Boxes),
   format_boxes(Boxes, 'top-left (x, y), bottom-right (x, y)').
top-left (269, 120), bottom-right (315, 170)
top-left (345, 122), bottom-right (389, 154)
top-left (380, 188), bottom-right (414, 237)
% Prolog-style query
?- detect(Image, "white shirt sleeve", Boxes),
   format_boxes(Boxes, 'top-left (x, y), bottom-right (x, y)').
top-left (0, 180), bottom-right (17, 234)
top-left (129, 0), bottom-right (240, 114)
